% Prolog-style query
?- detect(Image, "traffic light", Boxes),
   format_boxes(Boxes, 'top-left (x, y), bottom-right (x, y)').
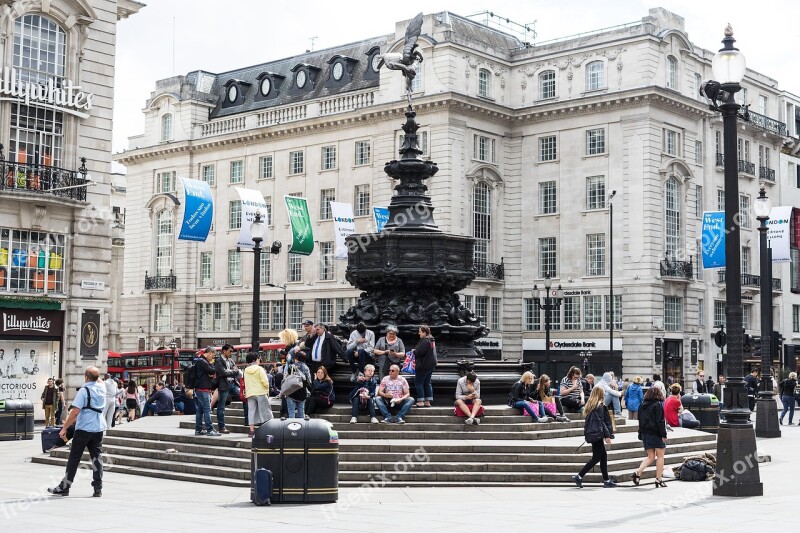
top-left (772, 331), bottom-right (784, 360)
top-left (743, 334), bottom-right (760, 353)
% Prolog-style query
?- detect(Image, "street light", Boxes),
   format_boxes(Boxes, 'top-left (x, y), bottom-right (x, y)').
top-left (250, 211), bottom-right (266, 356)
top-left (266, 283), bottom-right (288, 330)
top-left (700, 25), bottom-right (762, 497)
top-left (168, 339), bottom-right (177, 387)
top-left (608, 189), bottom-right (617, 376)
top-left (532, 275), bottom-right (563, 378)
top-left (754, 187), bottom-right (780, 438)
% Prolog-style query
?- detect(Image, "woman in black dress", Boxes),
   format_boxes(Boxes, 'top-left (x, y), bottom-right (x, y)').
top-left (631, 386), bottom-right (668, 487)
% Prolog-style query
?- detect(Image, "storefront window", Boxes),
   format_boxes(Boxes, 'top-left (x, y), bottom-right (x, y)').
top-left (0, 227), bottom-right (66, 294)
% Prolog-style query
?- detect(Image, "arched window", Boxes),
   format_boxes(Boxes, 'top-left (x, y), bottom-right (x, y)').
top-left (478, 68), bottom-right (491, 98)
top-left (473, 182), bottom-right (492, 264)
top-left (666, 56), bottom-right (677, 89)
top-left (161, 114), bottom-right (173, 141)
top-left (539, 70), bottom-right (556, 99)
top-left (586, 61), bottom-right (604, 91)
top-left (665, 178), bottom-right (681, 259)
top-left (11, 15), bottom-right (66, 168)
top-left (156, 210), bottom-right (173, 276)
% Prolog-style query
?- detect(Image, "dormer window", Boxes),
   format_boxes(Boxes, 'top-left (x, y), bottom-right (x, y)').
top-left (222, 79), bottom-right (250, 108)
top-left (290, 64), bottom-right (321, 93)
top-left (364, 46), bottom-right (381, 81)
top-left (326, 55), bottom-right (358, 87)
top-left (254, 72), bottom-right (285, 102)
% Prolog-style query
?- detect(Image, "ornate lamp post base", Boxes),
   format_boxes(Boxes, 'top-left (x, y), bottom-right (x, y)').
top-left (754, 394), bottom-right (781, 438)
top-left (713, 423), bottom-right (763, 497)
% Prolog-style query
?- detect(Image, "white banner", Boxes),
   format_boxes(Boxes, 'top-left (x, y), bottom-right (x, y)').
top-left (0, 341), bottom-right (56, 420)
top-left (235, 188), bottom-right (269, 248)
top-left (330, 201), bottom-right (356, 259)
top-left (767, 206), bottom-right (792, 263)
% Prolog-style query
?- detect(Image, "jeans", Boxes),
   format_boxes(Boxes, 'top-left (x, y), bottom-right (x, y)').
top-left (351, 396), bottom-right (376, 417)
top-left (174, 400), bottom-right (185, 413)
top-left (285, 397), bottom-right (305, 418)
top-left (780, 395), bottom-right (795, 423)
top-left (194, 391), bottom-right (213, 432)
top-left (141, 403), bottom-right (154, 417)
top-left (346, 348), bottom-right (373, 372)
top-left (216, 389), bottom-right (229, 429)
top-left (55, 400), bottom-right (64, 425)
top-left (578, 440), bottom-right (609, 481)
top-left (60, 429), bottom-right (103, 491)
top-left (415, 367), bottom-right (434, 402)
top-left (514, 400), bottom-right (543, 420)
top-left (605, 393), bottom-right (621, 415)
top-left (375, 396), bottom-right (414, 420)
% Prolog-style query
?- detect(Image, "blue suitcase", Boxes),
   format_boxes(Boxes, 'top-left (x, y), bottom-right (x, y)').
top-left (41, 426), bottom-right (66, 453)
top-left (252, 467), bottom-right (273, 506)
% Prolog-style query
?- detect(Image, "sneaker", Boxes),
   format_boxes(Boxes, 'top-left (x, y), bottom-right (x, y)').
top-left (194, 430), bottom-right (206, 436)
top-left (92, 489), bottom-right (102, 497)
top-left (557, 415), bottom-right (571, 423)
top-left (219, 428), bottom-right (231, 434)
top-left (780, 419), bottom-right (784, 425)
top-left (572, 475), bottom-right (582, 488)
top-left (474, 417), bottom-right (481, 425)
top-left (370, 417), bottom-right (379, 424)
top-left (380, 417), bottom-right (393, 423)
top-left (465, 418), bottom-right (474, 425)
top-left (603, 480), bottom-right (618, 488)
top-left (47, 486), bottom-right (69, 496)
top-left (396, 417), bottom-right (405, 424)
top-left (206, 430), bottom-right (221, 437)
top-left (537, 417), bottom-right (550, 423)
top-left (350, 417), bottom-right (357, 424)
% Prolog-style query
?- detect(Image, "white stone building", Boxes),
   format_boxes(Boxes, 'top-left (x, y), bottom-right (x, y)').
top-left (116, 8), bottom-right (798, 388)
top-left (0, 0), bottom-right (143, 413)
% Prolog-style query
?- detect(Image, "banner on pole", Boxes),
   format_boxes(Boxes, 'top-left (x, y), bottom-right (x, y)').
top-left (767, 206), bottom-right (792, 263)
top-left (701, 211), bottom-right (726, 269)
top-left (178, 177), bottom-right (213, 242)
top-left (330, 201), bottom-right (355, 259)
top-left (373, 207), bottom-right (389, 233)
top-left (235, 188), bottom-right (269, 248)
top-left (284, 195), bottom-right (314, 255)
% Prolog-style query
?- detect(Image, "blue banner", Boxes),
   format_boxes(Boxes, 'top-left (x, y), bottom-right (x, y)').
top-left (178, 177), bottom-right (213, 242)
top-left (373, 207), bottom-right (389, 233)
top-left (701, 211), bottom-right (726, 268)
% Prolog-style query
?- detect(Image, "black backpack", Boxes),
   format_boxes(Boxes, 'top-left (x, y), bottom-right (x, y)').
top-left (584, 408), bottom-right (606, 443)
top-left (183, 360), bottom-right (199, 389)
top-left (679, 459), bottom-right (713, 481)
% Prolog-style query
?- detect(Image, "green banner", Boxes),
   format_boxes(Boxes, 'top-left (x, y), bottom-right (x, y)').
top-left (284, 195), bottom-right (314, 255)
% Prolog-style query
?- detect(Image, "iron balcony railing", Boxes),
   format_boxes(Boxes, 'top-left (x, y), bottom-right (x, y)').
top-left (759, 166), bottom-right (776, 182)
top-left (747, 110), bottom-right (787, 137)
top-left (474, 260), bottom-right (504, 280)
top-left (0, 150), bottom-right (89, 202)
top-left (718, 270), bottom-right (781, 290)
top-left (145, 270), bottom-right (177, 291)
top-left (660, 258), bottom-right (693, 280)
top-left (738, 160), bottom-right (756, 175)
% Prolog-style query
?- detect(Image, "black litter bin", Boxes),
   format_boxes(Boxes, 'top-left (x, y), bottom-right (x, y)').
top-left (681, 393), bottom-right (719, 433)
top-left (0, 399), bottom-right (34, 440)
top-left (251, 418), bottom-right (338, 503)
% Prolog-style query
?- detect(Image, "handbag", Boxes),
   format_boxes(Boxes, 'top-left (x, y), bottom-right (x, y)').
top-left (542, 402), bottom-right (557, 416)
top-left (280, 367), bottom-right (305, 396)
top-left (524, 400), bottom-right (541, 417)
top-left (401, 351), bottom-right (416, 374)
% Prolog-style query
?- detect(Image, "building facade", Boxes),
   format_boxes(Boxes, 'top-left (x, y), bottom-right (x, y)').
top-left (0, 0), bottom-right (142, 414)
top-left (117, 8), bottom-right (798, 389)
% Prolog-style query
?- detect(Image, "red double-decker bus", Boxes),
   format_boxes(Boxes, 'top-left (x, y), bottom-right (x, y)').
top-left (106, 348), bottom-right (196, 389)
top-left (203, 341), bottom-right (287, 369)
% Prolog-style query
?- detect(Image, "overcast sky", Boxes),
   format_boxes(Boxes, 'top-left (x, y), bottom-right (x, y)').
top-left (113, 0), bottom-right (799, 154)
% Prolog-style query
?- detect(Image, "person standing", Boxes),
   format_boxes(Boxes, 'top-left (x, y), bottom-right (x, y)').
top-left (194, 347), bottom-right (220, 436)
top-left (345, 322), bottom-right (376, 381)
top-left (413, 325), bottom-right (437, 407)
top-left (573, 386), bottom-right (617, 488)
top-left (284, 351), bottom-right (312, 418)
top-left (40, 378), bottom-right (57, 427)
top-left (744, 369), bottom-right (759, 412)
top-left (124, 380), bottom-right (139, 422)
top-left (631, 386), bottom-right (668, 487)
top-left (779, 372), bottom-right (797, 425)
top-left (48, 366), bottom-right (107, 497)
top-left (101, 374), bottom-right (118, 430)
top-left (373, 325), bottom-right (405, 380)
top-left (308, 323), bottom-right (344, 376)
top-left (244, 352), bottom-right (273, 437)
top-left (624, 376), bottom-right (644, 421)
top-left (54, 378), bottom-right (65, 425)
top-left (214, 343), bottom-right (240, 434)
top-left (692, 371), bottom-right (708, 393)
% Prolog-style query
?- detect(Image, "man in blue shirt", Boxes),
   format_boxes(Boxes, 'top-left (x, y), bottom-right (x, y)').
top-left (48, 366), bottom-right (107, 497)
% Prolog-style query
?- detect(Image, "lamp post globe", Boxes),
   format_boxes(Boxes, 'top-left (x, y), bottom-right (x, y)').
top-left (712, 25), bottom-right (746, 85)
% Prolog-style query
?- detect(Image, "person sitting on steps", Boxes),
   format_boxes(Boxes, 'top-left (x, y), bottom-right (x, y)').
top-left (345, 322), bottom-right (376, 382)
top-left (664, 383), bottom-right (700, 429)
top-left (508, 371), bottom-right (549, 423)
top-left (375, 364), bottom-right (414, 424)
top-left (454, 371), bottom-right (483, 425)
top-left (531, 374), bottom-right (570, 422)
top-left (559, 366), bottom-right (585, 412)
top-left (349, 363), bottom-right (379, 424)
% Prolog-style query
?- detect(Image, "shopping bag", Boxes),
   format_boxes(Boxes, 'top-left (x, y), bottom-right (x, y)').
top-left (401, 351), bottom-right (416, 374)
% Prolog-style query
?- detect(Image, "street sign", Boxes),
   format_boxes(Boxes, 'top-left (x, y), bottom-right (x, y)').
top-left (714, 329), bottom-right (727, 348)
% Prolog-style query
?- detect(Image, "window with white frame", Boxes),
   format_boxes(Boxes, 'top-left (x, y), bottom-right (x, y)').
top-left (695, 185), bottom-right (703, 217)
top-left (474, 135), bottom-right (496, 163)
top-left (271, 301), bottom-right (284, 330)
top-left (155, 304), bottom-right (171, 332)
top-left (584, 296), bottom-right (602, 329)
top-left (699, 298), bottom-right (705, 327)
top-left (155, 210), bottom-right (172, 276)
top-left (156, 171), bottom-right (174, 193)
top-left (478, 68), bottom-right (491, 98)
top-left (355, 140), bottom-right (371, 166)
top-left (320, 189), bottom-right (335, 220)
top-left (793, 305), bottom-right (800, 333)
top-left (695, 140), bottom-right (703, 164)
top-left (410, 58), bottom-right (423, 92)
top-left (737, 86), bottom-right (748, 107)
top-left (539, 70), bottom-right (556, 99)
top-left (564, 296), bottom-right (581, 330)
top-left (490, 297), bottom-right (501, 331)
top-left (399, 131), bottom-right (429, 156)
top-left (354, 185), bottom-right (370, 216)
top-left (605, 295), bottom-right (622, 330)
top-left (200, 252), bottom-right (212, 287)
top-left (665, 178), bottom-right (681, 258)
top-left (664, 296), bottom-right (683, 331)
top-left (738, 138), bottom-right (751, 163)
top-left (317, 298), bottom-right (334, 324)
top-left (473, 182), bottom-right (491, 264)
top-left (695, 73), bottom-right (702, 100)
top-left (539, 237), bottom-right (557, 278)
top-left (227, 250), bottom-right (241, 285)
top-left (717, 189), bottom-right (725, 211)
top-left (319, 241), bottom-right (334, 280)
top-left (213, 302), bottom-right (226, 331)
top-left (758, 94), bottom-right (767, 115)
top-left (739, 195), bottom-right (750, 229)
top-left (260, 252), bottom-right (270, 285)
top-left (586, 128), bottom-right (606, 155)
top-left (524, 299), bottom-right (541, 331)
top-left (290, 150), bottom-right (304, 174)
top-left (336, 298), bottom-right (353, 320)
top-left (664, 129), bottom-right (681, 156)
top-left (259, 301), bottom-right (270, 331)
top-left (539, 181), bottom-right (557, 214)
top-left (714, 301), bottom-right (726, 327)
top-left (198, 303), bottom-right (212, 331)
top-left (586, 61), bottom-right (604, 91)
top-left (539, 135), bottom-right (557, 162)
top-left (321, 146), bottom-right (336, 170)
top-left (229, 200), bottom-right (242, 230)
top-left (201, 164), bottom-right (215, 186)
top-left (742, 304), bottom-right (751, 330)
top-left (715, 131), bottom-right (722, 158)
top-left (259, 155), bottom-right (273, 179)
top-left (161, 114), bottom-right (172, 141)
top-left (547, 305), bottom-right (561, 331)
top-left (475, 296), bottom-right (489, 322)
top-left (288, 300), bottom-right (304, 329)
top-left (695, 238), bottom-right (704, 281)
top-left (263, 196), bottom-right (272, 225)
top-left (230, 160), bottom-right (243, 183)
top-left (463, 295), bottom-right (473, 311)
top-left (288, 255), bottom-right (302, 282)
top-left (587, 234), bottom-right (606, 276)
top-left (586, 176), bottom-right (605, 210)
top-left (666, 56), bottom-right (677, 89)
top-left (741, 246), bottom-right (751, 274)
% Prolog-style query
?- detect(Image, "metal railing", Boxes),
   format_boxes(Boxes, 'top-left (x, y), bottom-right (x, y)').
top-left (738, 160), bottom-right (756, 175)
top-left (0, 152), bottom-right (89, 202)
top-left (747, 110), bottom-right (787, 137)
top-left (718, 270), bottom-right (766, 288)
top-left (660, 258), bottom-right (693, 280)
top-left (145, 270), bottom-right (177, 290)
top-left (759, 166), bottom-right (775, 182)
top-left (474, 261), bottom-right (504, 280)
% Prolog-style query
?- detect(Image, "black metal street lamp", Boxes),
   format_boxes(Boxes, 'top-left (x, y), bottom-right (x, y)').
top-left (700, 25), bottom-right (762, 497)
top-left (250, 211), bottom-right (266, 355)
top-left (754, 187), bottom-right (780, 438)
top-left (266, 283), bottom-right (288, 330)
top-left (168, 339), bottom-right (177, 387)
top-left (608, 189), bottom-right (617, 376)
top-left (532, 275), bottom-right (563, 378)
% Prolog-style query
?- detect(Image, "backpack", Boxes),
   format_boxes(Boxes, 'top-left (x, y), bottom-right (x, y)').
top-left (183, 359), bottom-right (199, 389)
top-left (679, 459), bottom-right (713, 481)
top-left (584, 407), bottom-right (606, 444)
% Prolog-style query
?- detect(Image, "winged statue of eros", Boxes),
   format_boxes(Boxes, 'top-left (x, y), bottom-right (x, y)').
top-left (375, 12), bottom-right (424, 83)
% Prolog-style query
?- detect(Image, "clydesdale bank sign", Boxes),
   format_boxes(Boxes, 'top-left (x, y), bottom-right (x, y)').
top-left (0, 66), bottom-right (94, 119)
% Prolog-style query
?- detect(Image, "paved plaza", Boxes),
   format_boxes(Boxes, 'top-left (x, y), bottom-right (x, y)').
top-left (0, 412), bottom-right (795, 531)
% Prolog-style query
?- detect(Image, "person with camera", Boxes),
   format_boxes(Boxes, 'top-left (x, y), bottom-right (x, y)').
top-left (373, 325), bottom-right (405, 380)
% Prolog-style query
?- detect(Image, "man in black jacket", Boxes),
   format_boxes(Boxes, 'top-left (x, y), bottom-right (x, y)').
top-left (194, 347), bottom-right (219, 436)
top-left (744, 369), bottom-right (759, 412)
top-left (214, 344), bottom-right (240, 434)
top-left (307, 323), bottom-right (344, 375)
top-left (143, 382), bottom-right (174, 416)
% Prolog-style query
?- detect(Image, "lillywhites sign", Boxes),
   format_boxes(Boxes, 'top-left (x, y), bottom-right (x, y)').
top-left (0, 67), bottom-right (94, 119)
top-left (3, 312), bottom-right (51, 333)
